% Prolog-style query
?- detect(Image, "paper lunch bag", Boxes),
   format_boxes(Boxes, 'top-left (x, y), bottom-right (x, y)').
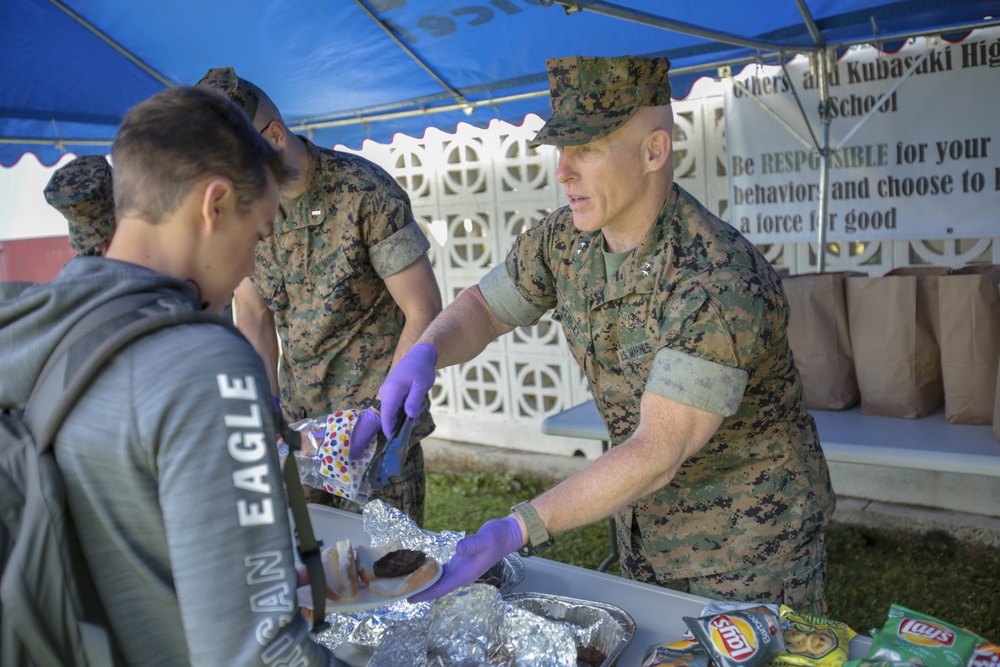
top-left (995, 356), bottom-right (1000, 442)
top-left (783, 272), bottom-right (864, 410)
top-left (845, 267), bottom-right (949, 418)
top-left (939, 265), bottom-right (1000, 425)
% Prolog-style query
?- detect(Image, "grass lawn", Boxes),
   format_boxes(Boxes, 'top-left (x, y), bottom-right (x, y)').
top-left (424, 471), bottom-right (1000, 643)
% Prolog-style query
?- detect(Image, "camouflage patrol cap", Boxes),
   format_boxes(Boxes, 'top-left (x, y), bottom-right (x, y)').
top-left (195, 67), bottom-right (262, 121)
top-left (43, 155), bottom-right (115, 255)
top-left (530, 55), bottom-right (672, 148)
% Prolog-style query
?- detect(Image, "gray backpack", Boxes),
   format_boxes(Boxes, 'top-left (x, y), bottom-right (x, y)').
top-left (0, 293), bottom-right (328, 666)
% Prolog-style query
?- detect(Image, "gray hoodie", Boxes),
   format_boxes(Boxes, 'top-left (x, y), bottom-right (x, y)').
top-left (0, 257), bottom-right (336, 666)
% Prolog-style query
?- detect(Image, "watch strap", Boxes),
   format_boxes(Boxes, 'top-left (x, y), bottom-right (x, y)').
top-left (511, 501), bottom-right (553, 556)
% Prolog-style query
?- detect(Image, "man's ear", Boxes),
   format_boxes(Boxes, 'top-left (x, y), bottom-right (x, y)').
top-left (262, 120), bottom-right (287, 150)
top-left (644, 129), bottom-right (672, 172)
top-left (201, 178), bottom-right (233, 232)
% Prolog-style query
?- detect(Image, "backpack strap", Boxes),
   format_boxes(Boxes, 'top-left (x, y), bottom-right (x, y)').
top-left (280, 430), bottom-right (330, 634)
top-left (24, 293), bottom-right (229, 449)
top-left (22, 291), bottom-right (329, 636)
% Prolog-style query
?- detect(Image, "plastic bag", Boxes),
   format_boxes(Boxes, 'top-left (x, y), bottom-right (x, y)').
top-left (288, 409), bottom-right (376, 502)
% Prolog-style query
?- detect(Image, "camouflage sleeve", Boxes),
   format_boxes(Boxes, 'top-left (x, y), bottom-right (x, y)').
top-left (479, 263), bottom-right (547, 327)
top-left (646, 276), bottom-right (762, 415)
top-left (486, 210), bottom-right (569, 322)
top-left (478, 211), bottom-right (568, 326)
top-left (647, 347), bottom-right (748, 416)
top-left (368, 220), bottom-right (430, 278)
top-left (358, 179), bottom-right (416, 250)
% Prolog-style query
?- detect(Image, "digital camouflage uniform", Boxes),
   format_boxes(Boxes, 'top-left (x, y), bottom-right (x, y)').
top-left (492, 53), bottom-right (836, 613)
top-left (481, 182), bottom-right (835, 613)
top-left (253, 138), bottom-right (434, 524)
top-left (43, 154), bottom-right (115, 256)
top-left (196, 67), bottom-right (435, 522)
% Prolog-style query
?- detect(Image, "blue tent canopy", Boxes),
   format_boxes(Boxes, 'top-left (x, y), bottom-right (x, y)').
top-left (2, 0), bottom-right (997, 166)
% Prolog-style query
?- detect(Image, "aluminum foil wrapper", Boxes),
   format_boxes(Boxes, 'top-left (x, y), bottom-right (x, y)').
top-left (315, 583), bottom-right (634, 666)
top-left (311, 500), bottom-right (525, 654)
top-left (312, 597), bottom-right (434, 654)
top-left (370, 584), bottom-right (580, 666)
top-left (504, 593), bottom-right (636, 666)
top-left (361, 499), bottom-right (461, 563)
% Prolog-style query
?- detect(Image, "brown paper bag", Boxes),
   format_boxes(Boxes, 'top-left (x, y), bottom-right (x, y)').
top-left (939, 265), bottom-right (1000, 425)
top-left (783, 272), bottom-right (864, 410)
top-left (846, 267), bottom-right (948, 418)
top-left (995, 360), bottom-right (1000, 442)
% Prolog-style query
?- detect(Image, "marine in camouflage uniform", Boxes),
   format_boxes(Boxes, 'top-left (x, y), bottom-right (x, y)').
top-left (400, 55), bottom-right (834, 612)
top-left (43, 154), bottom-right (115, 256)
top-left (257, 138), bottom-right (434, 522)
top-left (482, 182), bottom-right (834, 611)
top-left (197, 68), bottom-right (439, 524)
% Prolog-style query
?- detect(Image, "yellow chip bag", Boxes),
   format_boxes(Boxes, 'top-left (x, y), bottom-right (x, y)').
top-left (773, 604), bottom-right (857, 667)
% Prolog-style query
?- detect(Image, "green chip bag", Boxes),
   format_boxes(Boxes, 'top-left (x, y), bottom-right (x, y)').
top-left (859, 604), bottom-right (983, 667)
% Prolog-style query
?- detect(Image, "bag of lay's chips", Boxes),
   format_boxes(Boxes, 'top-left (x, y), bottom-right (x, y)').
top-left (968, 641), bottom-right (999, 667)
top-left (849, 604), bottom-right (984, 667)
top-left (641, 636), bottom-right (712, 667)
top-left (773, 604), bottom-right (857, 667)
top-left (684, 604), bottom-right (784, 667)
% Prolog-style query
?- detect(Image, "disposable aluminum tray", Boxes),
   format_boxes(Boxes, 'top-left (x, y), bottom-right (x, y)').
top-left (503, 592), bottom-right (636, 667)
top-left (478, 553), bottom-right (525, 594)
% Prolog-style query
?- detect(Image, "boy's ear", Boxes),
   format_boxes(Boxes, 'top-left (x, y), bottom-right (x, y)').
top-left (201, 178), bottom-right (233, 232)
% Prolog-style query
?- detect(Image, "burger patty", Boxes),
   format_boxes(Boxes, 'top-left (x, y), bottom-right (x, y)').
top-left (373, 548), bottom-right (427, 578)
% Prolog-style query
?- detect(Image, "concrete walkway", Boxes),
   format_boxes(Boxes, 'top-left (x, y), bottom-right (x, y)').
top-left (421, 437), bottom-right (1000, 549)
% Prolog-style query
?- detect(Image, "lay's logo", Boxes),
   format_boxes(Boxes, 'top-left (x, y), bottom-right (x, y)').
top-left (710, 615), bottom-right (757, 659)
top-left (898, 618), bottom-right (955, 647)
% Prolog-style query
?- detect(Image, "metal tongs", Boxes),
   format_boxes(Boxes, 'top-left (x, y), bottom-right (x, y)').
top-left (356, 403), bottom-right (422, 504)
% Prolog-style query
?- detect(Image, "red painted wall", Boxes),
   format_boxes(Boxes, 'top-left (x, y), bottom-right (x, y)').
top-left (0, 236), bottom-right (74, 283)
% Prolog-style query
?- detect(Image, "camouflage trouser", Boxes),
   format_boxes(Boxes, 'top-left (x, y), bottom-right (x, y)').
top-left (302, 440), bottom-right (426, 527)
top-left (619, 516), bottom-right (828, 616)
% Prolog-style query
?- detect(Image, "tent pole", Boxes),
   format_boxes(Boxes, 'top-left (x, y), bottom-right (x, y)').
top-left (544, 0), bottom-right (820, 52)
top-left (815, 49), bottom-right (833, 274)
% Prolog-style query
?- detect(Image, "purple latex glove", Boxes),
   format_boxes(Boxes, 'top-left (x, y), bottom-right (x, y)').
top-left (348, 407), bottom-right (381, 461)
top-left (377, 343), bottom-right (438, 438)
top-left (271, 395), bottom-right (281, 415)
top-left (407, 516), bottom-right (523, 604)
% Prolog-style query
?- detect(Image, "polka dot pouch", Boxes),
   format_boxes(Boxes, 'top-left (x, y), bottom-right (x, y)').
top-left (288, 409), bottom-right (376, 501)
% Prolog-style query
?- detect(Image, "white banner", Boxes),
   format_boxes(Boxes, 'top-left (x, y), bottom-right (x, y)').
top-left (725, 26), bottom-right (1000, 243)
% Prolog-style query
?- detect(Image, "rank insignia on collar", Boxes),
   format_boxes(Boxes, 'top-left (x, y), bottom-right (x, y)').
top-left (577, 241), bottom-right (588, 255)
top-left (641, 262), bottom-right (652, 276)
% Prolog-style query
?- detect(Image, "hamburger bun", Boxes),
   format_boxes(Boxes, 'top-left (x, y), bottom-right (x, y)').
top-left (321, 539), bottom-right (360, 601)
top-left (299, 606), bottom-right (314, 624)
